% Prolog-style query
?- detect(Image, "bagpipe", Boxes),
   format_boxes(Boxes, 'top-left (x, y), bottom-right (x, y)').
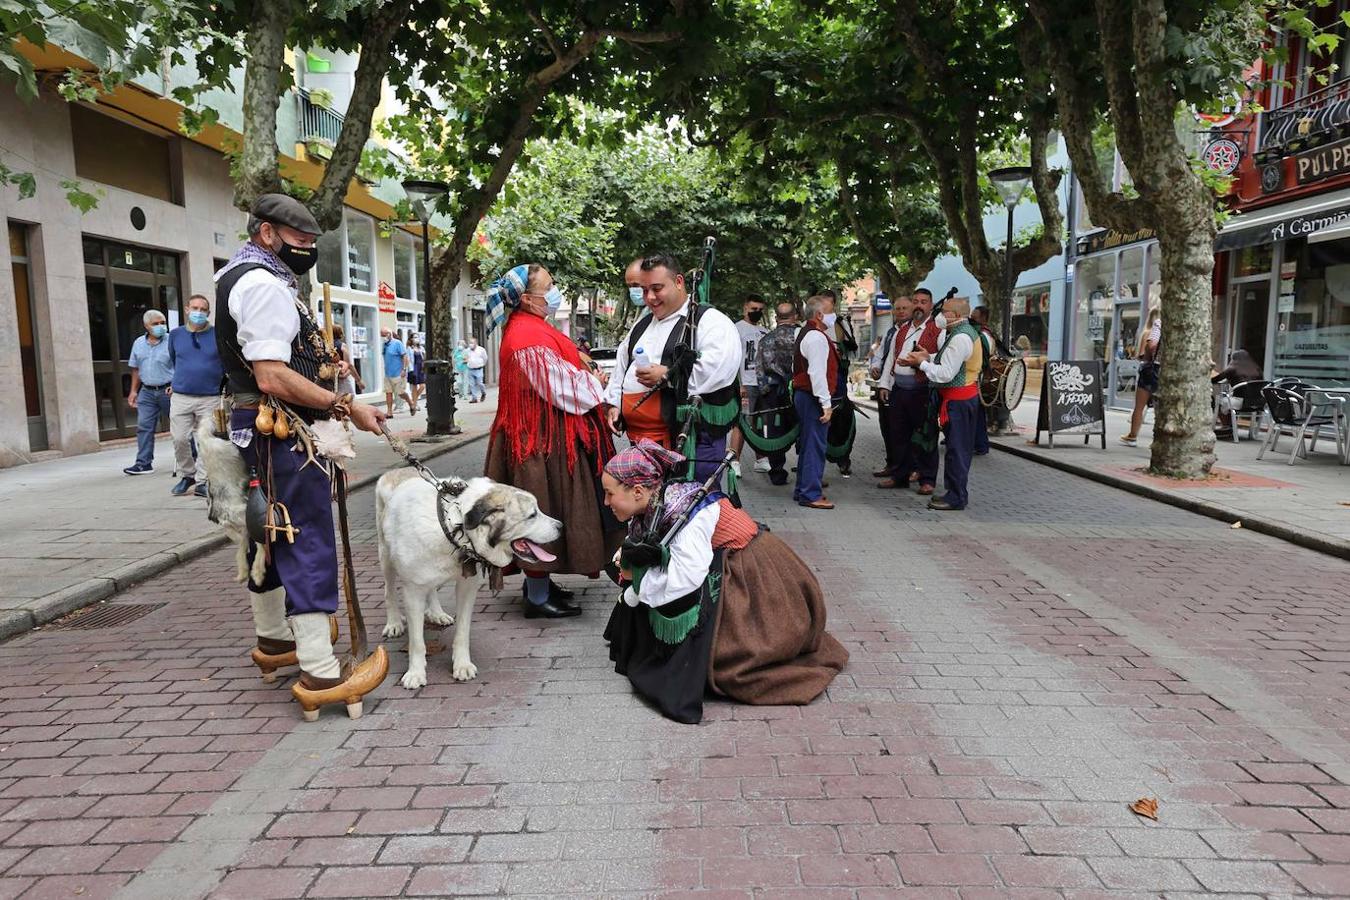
top-left (619, 446), bottom-right (738, 580)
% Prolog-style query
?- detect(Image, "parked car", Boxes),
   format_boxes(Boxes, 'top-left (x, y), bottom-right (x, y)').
top-left (587, 346), bottom-right (618, 381)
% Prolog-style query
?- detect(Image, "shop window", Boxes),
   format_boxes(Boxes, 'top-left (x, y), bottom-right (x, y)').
top-left (1234, 243), bottom-right (1273, 278)
top-left (316, 230), bottom-right (345, 288)
top-left (345, 215), bottom-right (375, 293)
top-left (1072, 253), bottom-right (1116, 361)
top-left (1275, 238), bottom-right (1350, 384)
top-left (394, 235), bottom-right (415, 300)
top-left (70, 105), bottom-right (177, 204)
top-left (1010, 282), bottom-right (1051, 358)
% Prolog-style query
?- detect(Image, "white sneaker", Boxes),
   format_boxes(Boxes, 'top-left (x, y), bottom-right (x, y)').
top-left (754, 458), bottom-right (771, 473)
top-left (1118, 435), bottom-right (1138, 447)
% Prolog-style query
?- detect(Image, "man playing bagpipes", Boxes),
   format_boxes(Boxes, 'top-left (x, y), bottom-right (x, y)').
top-left (742, 300), bottom-right (801, 486)
top-left (603, 249), bottom-right (742, 485)
top-left (601, 440), bottom-right (848, 724)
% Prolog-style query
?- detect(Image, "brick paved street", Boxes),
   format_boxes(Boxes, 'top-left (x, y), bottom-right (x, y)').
top-left (0, 423), bottom-right (1347, 898)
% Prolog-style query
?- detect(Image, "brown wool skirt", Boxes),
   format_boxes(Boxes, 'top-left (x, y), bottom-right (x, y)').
top-left (484, 433), bottom-right (622, 576)
top-left (709, 532), bottom-right (849, 705)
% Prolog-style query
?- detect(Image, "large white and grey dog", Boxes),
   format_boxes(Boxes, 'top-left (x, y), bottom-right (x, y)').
top-left (376, 469), bottom-right (561, 689)
top-left (196, 418), bottom-right (267, 587)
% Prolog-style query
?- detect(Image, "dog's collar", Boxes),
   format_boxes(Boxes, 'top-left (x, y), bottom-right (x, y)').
top-left (435, 490), bottom-right (504, 591)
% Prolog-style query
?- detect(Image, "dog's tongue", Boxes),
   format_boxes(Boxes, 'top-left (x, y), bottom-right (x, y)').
top-left (514, 539), bottom-right (556, 563)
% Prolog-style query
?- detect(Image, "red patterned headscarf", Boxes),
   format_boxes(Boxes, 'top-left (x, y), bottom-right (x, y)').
top-left (604, 439), bottom-right (685, 488)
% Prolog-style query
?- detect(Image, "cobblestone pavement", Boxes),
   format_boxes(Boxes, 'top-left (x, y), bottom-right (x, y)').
top-left (0, 423), bottom-right (1347, 898)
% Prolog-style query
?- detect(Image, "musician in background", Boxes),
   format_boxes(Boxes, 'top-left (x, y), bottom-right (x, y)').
top-left (603, 252), bottom-right (741, 483)
top-left (969, 305), bottom-right (997, 455)
top-left (876, 287), bottom-right (941, 495)
top-left (870, 295), bottom-right (914, 479)
top-left (908, 299), bottom-right (984, 512)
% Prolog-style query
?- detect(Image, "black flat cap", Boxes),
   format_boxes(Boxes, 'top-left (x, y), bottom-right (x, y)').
top-left (251, 193), bottom-right (322, 235)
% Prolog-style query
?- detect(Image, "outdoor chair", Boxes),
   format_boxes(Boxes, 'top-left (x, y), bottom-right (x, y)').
top-left (1257, 385), bottom-right (1345, 465)
top-left (1215, 379), bottom-right (1269, 442)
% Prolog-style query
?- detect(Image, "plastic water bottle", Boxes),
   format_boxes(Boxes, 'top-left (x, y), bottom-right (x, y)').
top-left (633, 346), bottom-right (647, 373)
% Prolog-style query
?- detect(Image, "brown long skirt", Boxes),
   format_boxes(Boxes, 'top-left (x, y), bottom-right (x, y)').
top-left (708, 532), bottom-right (848, 705)
top-left (484, 432), bottom-right (622, 576)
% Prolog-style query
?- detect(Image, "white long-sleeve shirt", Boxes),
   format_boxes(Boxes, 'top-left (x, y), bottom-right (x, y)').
top-left (877, 315), bottom-right (932, 390)
top-left (919, 331), bottom-right (975, 385)
top-left (514, 346), bottom-right (604, 415)
top-left (623, 501), bottom-right (719, 608)
top-left (604, 301), bottom-right (742, 407)
top-left (220, 268), bottom-right (298, 363)
top-left (798, 328), bottom-right (833, 409)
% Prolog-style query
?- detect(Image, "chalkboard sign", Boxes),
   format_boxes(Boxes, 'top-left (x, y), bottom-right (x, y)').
top-left (1035, 360), bottom-right (1107, 448)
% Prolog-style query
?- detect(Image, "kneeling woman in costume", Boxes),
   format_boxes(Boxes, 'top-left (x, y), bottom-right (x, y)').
top-left (601, 440), bottom-right (848, 724)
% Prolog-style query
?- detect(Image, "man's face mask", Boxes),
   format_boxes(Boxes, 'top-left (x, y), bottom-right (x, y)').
top-left (188, 311), bottom-right (209, 327)
top-left (628, 286), bottom-right (645, 306)
top-left (149, 323), bottom-right (167, 338)
top-left (269, 225), bottom-right (318, 275)
top-left (747, 308), bottom-right (764, 324)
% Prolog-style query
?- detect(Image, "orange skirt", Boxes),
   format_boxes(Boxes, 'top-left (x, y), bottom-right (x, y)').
top-left (622, 391), bottom-right (670, 447)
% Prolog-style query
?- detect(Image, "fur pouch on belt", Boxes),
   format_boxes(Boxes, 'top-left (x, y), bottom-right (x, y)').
top-left (310, 419), bottom-right (356, 467)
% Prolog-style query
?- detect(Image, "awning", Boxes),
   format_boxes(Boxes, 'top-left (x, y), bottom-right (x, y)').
top-left (1308, 220), bottom-right (1350, 244)
top-left (1216, 186), bottom-right (1350, 251)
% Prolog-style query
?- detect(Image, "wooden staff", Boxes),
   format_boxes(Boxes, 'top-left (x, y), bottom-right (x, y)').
top-left (322, 282), bottom-right (337, 389)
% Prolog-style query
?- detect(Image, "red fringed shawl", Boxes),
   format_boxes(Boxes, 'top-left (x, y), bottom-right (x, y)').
top-left (491, 310), bottom-right (612, 474)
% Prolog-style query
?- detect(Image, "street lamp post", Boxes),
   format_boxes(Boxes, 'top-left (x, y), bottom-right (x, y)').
top-left (401, 178), bottom-right (458, 437)
top-left (988, 166), bottom-right (1034, 352)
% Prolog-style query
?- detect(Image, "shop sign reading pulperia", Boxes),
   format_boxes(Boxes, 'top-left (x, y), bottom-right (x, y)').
top-left (1295, 138), bottom-right (1350, 185)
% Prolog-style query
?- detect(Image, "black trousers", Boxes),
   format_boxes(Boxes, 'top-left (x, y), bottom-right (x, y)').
top-left (886, 386), bottom-right (938, 486)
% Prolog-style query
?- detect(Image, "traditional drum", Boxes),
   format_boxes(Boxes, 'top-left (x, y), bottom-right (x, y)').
top-left (980, 356), bottom-right (1027, 410)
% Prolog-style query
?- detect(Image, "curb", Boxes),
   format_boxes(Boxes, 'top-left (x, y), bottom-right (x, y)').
top-left (988, 439), bottom-right (1350, 562)
top-left (5, 429), bottom-right (491, 642)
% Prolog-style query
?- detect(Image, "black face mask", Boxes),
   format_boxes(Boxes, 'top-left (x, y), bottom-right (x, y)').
top-left (747, 309), bottom-right (764, 324)
top-left (277, 240), bottom-right (317, 276)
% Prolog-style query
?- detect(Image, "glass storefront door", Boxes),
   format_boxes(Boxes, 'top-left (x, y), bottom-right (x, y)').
top-left (1109, 301), bottom-right (1142, 408)
top-left (1231, 279), bottom-right (1271, 371)
top-left (83, 237), bottom-right (183, 439)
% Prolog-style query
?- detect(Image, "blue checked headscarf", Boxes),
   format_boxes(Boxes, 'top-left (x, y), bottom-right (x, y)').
top-left (485, 264), bottom-right (530, 332)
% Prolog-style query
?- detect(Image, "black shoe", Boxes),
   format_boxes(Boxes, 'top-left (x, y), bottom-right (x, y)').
top-left (524, 598), bottom-right (582, 619)
top-left (521, 581), bottom-right (577, 607)
top-left (927, 498), bottom-right (964, 511)
top-left (171, 476), bottom-right (196, 495)
top-left (123, 463), bottom-right (153, 476)
top-left (193, 482), bottom-right (208, 498)
top-left (769, 474), bottom-right (788, 486)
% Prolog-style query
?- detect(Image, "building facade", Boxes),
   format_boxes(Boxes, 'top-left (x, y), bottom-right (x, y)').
top-left (0, 39), bottom-right (486, 468)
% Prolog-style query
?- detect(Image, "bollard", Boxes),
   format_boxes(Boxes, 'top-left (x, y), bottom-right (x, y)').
top-left (424, 359), bottom-right (461, 436)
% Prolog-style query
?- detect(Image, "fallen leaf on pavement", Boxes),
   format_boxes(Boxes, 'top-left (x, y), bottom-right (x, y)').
top-left (1230, 521), bottom-right (1243, 529)
top-left (1129, 797), bottom-right (1159, 820)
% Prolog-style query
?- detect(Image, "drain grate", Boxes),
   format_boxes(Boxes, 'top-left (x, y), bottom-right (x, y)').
top-left (46, 602), bottom-right (166, 631)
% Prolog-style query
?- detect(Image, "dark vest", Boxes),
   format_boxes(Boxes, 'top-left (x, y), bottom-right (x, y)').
top-left (626, 303), bottom-right (739, 437)
top-left (214, 262), bottom-right (333, 422)
top-left (792, 321), bottom-right (840, 398)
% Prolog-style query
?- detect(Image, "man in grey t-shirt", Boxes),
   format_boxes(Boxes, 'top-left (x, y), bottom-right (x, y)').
top-left (730, 296), bottom-right (770, 475)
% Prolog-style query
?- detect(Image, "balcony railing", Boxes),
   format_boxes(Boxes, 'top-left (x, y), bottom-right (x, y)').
top-left (1260, 79), bottom-right (1350, 152)
top-left (298, 88), bottom-right (344, 146)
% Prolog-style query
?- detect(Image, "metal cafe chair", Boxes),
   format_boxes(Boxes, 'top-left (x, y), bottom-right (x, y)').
top-left (1257, 384), bottom-right (1344, 465)
top-left (1215, 379), bottom-right (1269, 442)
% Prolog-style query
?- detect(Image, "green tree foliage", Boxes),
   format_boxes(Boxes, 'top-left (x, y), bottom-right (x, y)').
top-left (468, 126), bottom-right (868, 336)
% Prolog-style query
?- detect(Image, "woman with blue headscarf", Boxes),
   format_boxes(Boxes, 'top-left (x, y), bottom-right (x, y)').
top-left (484, 264), bottom-right (623, 618)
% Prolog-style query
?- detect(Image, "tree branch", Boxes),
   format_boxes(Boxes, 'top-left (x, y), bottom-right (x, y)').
top-left (309, 0), bottom-right (413, 231)
top-left (836, 159), bottom-right (903, 294)
top-left (601, 29), bottom-right (682, 45)
top-left (524, 3), bottom-right (564, 61)
top-left (1093, 0), bottom-right (1147, 178)
top-left (1025, 0), bottom-right (1146, 233)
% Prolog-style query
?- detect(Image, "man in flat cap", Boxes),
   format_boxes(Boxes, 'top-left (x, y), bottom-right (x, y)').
top-left (214, 193), bottom-right (388, 720)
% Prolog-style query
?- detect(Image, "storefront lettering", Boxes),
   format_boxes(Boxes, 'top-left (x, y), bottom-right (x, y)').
top-left (1079, 227), bottom-right (1156, 255)
top-left (1295, 138), bottom-right (1350, 185)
